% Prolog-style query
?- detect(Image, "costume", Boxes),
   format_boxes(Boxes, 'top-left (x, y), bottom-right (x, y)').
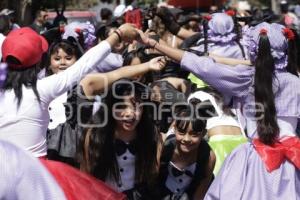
top-left (188, 13), bottom-right (247, 89)
top-left (188, 91), bottom-right (247, 175)
top-left (105, 139), bottom-right (154, 200)
top-left (47, 85), bottom-right (93, 166)
top-left (158, 134), bottom-right (212, 200)
top-left (180, 23), bottom-right (300, 199)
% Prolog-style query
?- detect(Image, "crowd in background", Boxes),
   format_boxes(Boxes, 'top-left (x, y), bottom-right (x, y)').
top-left (0, 0), bottom-right (300, 199)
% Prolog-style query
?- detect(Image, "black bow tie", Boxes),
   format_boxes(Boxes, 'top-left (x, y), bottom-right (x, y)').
top-left (171, 165), bottom-right (194, 178)
top-left (115, 139), bottom-right (136, 156)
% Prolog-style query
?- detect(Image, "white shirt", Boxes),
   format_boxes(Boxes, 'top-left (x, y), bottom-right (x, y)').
top-left (0, 33), bottom-right (5, 61)
top-left (47, 52), bottom-right (122, 130)
top-left (0, 41), bottom-right (111, 157)
top-left (106, 150), bottom-right (136, 192)
top-left (95, 52), bottom-right (123, 73)
top-left (166, 161), bottom-right (196, 195)
top-left (48, 92), bottom-right (68, 130)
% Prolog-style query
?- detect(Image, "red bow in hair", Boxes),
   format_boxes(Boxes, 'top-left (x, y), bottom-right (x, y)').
top-left (75, 28), bottom-right (81, 34)
top-left (225, 10), bottom-right (236, 17)
top-left (59, 26), bottom-right (65, 33)
top-left (283, 28), bottom-right (295, 40)
top-left (253, 137), bottom-right (300, 172)
top-left (203, 15), bottom-right (212, 21)
top-left (259, 28), bottom-right (268, 35)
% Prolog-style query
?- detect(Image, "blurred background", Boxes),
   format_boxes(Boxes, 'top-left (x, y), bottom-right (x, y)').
top-left (0, 0), bottom-right (299, 26)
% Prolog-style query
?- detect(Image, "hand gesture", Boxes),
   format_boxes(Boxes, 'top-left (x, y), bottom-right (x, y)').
top-left (148, 56), bottom-right (167, 72)
top-left (118, 23), bottom-right (138, 42)
top-left (136, 29), bottom-right (157, 47)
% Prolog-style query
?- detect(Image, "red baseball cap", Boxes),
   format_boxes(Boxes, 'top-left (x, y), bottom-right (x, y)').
top-left (2, 27), bottom-right (48, 69)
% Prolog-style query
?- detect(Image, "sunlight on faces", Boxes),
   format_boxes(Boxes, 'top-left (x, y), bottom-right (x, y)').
top-left (113, 95), bottom-right (143, 132)
top-left (50, 48), bottom-right (77, 74)
top-left (175, 123), bottom-right (204, 154)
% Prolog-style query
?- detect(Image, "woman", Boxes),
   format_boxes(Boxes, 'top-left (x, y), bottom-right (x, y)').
top-left (137, 22), bottom-right (300, 199)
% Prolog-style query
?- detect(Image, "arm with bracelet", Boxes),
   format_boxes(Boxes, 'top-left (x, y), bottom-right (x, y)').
top-left (156, 7), bottom-right (198, 40)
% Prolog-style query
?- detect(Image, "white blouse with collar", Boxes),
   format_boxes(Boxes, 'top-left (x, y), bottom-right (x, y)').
top-left (105, 150), bottom-right (136, 192)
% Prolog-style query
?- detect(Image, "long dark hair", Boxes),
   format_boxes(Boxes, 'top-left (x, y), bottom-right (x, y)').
top-left (254, 34), bottom-right (279, 144)
top-left (232, 13), bottom-right (246, 59)
top-left (286, 29), bottom-right (299, 76)
top-left (203, 18), bottom-right (209, 55)
top-left (3, 56), bottom-right (40, 107)
top-left (80, 80), bottom-right (159, 185)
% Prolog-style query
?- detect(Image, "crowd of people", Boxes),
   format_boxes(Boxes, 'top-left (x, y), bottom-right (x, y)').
top-left (0, 1), bottom-right (300, 200)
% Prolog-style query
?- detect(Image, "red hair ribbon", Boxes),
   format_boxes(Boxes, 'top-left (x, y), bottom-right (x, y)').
top-left (283, 28), bottom-right (295, 40)
top-left (260, 28), bottom-right (268, 35)
top-left (203, 15), bottom-right (212, 21)
top-left (75, 28), bottom-right (81, 34)
top-left (225, 10), bottom-right (236, 17)
top-left (59, 26), bottom-right (65, 33)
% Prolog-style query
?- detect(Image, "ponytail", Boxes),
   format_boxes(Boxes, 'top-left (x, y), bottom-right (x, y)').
top-left (286, 29), bottom-right (299, 76)
top-left (202, 17), bottom-right (209, 55)
top-left (232, 14), bottom-right (246, 59)
top-left (254, 34), bottom-right (279, 144)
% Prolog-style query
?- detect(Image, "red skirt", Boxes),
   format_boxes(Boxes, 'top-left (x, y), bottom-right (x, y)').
top-left (39, 159), bottom-right (126, 200)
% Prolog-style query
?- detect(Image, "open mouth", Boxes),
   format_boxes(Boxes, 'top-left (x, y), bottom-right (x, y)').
top-left (122, 118), bottom-right (136, 125)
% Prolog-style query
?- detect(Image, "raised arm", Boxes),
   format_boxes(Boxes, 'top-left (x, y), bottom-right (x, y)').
top-left (137, 31), bottom-right (254, 98)
top-left (155, 6), bottom-right (198, 40)
top-left (38, 24), bottom-right (138, 104)
top-left (177, 28), bottom-right (198, 40)
top-left (137, 30), bottom-right (185, 62)
top-left (180, 52), bottom-right (254, 98)
top-left (209, 53), bottom-right (252, 66)
top-left (80, 57), bottom-right (167, 98)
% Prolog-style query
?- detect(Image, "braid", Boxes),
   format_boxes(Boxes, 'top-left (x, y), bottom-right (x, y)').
top-left (202, 19), bottom-right (209, 55)
top-left (232, 14), bottom-right (246, 59)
